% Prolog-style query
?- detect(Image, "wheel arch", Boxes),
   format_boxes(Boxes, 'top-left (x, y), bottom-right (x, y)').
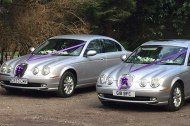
top-left (60, 67), bottom-right (78, 83)
top-left (65, 69), bottom-right (77, 83)
top-left (166, 77), bottom-right (185, 111)
top-left (171, 77), bottom-right (184, 91)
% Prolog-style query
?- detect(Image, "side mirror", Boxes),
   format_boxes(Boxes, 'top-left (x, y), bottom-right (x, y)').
top-left (120, 54), bottom-right (128, 61)
top-left (29, 47), bottom-right (35, 52)
top-left (86, 50), bottom-right (97, 56)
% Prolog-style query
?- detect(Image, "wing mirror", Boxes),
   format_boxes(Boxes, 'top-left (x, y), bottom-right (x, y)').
top-left (86, 50), bottom-right (97, 56)
top-left (120, 54), bottom-right (128, 61)
top-left (29, 47), bottom-right (35, 52)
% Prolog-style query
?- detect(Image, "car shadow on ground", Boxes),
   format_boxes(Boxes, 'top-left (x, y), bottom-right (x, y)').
top-left (0, 86), bottom-right (96, 99)
top-left (184, 99), bottom-right (190, 107)
top-left (96, 101), bottom-right (167, 112)
top-left (74, 86), bottom-right (96, 95)
top-left (95, 98), bottom-right (190, 112)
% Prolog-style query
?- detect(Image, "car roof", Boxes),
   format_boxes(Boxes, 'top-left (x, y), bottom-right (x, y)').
top-left (49, 34), bottom-right (117, 42)
top-left (142, 39), bottom-right (190, 47)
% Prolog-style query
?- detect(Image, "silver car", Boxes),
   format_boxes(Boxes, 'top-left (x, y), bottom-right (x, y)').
top-left (0, 34), bottom-right (131, 97)
top-left (97, 39), bottom-right (190, 111)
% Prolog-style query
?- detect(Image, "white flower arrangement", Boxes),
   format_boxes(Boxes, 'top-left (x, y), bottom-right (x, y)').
top-left (137, 56), bottom-right (155, 63)
top-left (39, 49), bottom-right (56, 54)
top-left (136, 56), bottom-right (174, 64)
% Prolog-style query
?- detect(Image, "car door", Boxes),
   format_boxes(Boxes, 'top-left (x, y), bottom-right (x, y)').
top-left (103, 39), bottom-right (125, 68)
top-left (77, 39), bottom-right (107, 85)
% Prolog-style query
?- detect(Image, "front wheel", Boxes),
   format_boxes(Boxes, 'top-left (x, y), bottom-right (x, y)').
top-left (166, 82), bottom-right (184, 111)
top-left (57, 71), bottom-right (76, 97)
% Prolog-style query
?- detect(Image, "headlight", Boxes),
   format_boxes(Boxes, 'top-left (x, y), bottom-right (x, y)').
top-left (0, 63), bottom-right (8, 73)
top-left (99, 74), bottom-right (107, 84)
top-left (7, 65), bottom-right (12, 73)
top-left (33, 67), bottom-right (39, 75)
top-left (99, 74), bottom-right (114, 85)
top-left (42, 66), bottom-right (50, 75)
top-left (140, 79), bottom-right (148, 87)
top-left (106, 77), bottom-right (114, 85)
top-left (150, 78), bottom-right (160, 88)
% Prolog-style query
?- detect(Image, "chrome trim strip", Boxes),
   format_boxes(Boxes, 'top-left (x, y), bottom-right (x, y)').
top-left (0, 83), bottom-right (47, 90)
top-left (0, 73), bottom-right (10, 76)
top-left (98, 95), bottom-right (168, 105)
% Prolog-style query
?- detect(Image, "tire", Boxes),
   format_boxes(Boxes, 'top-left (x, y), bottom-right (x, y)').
top-left (166, 82), bottom-right (184, 111)
top-left (57, 71), bottom-right (76, 97)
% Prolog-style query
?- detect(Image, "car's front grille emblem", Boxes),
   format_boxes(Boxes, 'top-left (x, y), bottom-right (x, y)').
top-left (15, 63), bottom-right (28, 78)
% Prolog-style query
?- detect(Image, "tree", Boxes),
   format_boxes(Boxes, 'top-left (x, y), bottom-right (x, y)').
top-left (0, 0), bottom-right (91, 64)
top-left (126, 0), bottom-right (190, 49)
top-left (82, 0), bottom-right (136, 37)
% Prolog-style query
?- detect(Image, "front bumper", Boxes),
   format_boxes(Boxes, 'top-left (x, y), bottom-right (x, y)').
top-left (0, 73), bottom-right (60, 91)
top-left (96, 85), bottom-right (170, 105)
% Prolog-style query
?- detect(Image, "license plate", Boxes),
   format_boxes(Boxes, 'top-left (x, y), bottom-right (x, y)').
top-left (113, 90), bottom-right (135, 97)
top-left (10, 78), bottom-right (28, 84)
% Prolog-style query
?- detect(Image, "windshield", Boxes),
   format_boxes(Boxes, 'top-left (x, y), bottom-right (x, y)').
top-left (33, 39), bottom-right (85, 56)
top-left (126, 45), bottom-right (187, 65)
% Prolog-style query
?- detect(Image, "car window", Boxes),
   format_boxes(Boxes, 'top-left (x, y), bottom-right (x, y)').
top-left (188, 53), bottom-right (190, 66)
top-left (103, 39), bottom-right (121, 52)
top-left (33, 39), bottom-right (85, 56)
top-left (126, 45), bottom-right (187, 65)
top-left (86, 39), bottom-right (103, 54)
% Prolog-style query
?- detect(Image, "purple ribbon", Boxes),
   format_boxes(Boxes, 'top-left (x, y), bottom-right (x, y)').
top-left (118, 49), bottom-right (187, 90)
top-left (27, 42), bottom-right (86, 61)
top-left (118, 76), bottom-right (128, 90)
top-left (15, 64), bottom-right (24, 78)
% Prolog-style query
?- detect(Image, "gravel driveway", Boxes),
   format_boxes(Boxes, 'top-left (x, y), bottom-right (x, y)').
top-left (0, 87), bottom-right (190, 126)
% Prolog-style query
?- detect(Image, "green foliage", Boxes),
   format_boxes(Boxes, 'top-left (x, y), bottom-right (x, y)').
top-left (82, 0), bottom-right (190, 49)
top-left (90, 0), bottom-right (136, 22)
top-left (1, 0), bottom-right (190, 59)
top-left (140, 0), bottom-right (190, 37)
top-left (1, 0), bottom-right (13, 4)
top-left (82, 0), bottom-right (136, 36)
top-left (116, 0), bottom-right (190, 49)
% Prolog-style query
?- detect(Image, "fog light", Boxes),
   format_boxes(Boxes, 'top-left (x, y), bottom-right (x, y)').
top-left (150, 97), bottom-right (157, 101)
top-left (41, 84), bottom-right (47, 87)
top-left (99, 93), bottom-right (104, 97)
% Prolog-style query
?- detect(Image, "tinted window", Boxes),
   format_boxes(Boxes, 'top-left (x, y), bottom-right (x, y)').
top-left (86, 40), bottom-right (103, 54)
top-left (103, 39), bottom-right (121, 52)
top-left (115, 42), bottom-right (122, 51)
top-left (188, 53), bottom-right (190, 66)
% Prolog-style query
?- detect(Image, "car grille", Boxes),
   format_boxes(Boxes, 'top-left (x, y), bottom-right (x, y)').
top-left (103, 94), bottom-right (151, 101)
top-left (2, 81), bottom-right (42, 87)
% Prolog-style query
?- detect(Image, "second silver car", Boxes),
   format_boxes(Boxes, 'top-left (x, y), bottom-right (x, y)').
top-left (97, 39), bottom-right (190, 111)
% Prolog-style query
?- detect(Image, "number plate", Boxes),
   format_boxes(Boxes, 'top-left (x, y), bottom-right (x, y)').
top-left (113, 90), bottom-right (135, 97)
top-left (10, 78), bottom-right (28, 84)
